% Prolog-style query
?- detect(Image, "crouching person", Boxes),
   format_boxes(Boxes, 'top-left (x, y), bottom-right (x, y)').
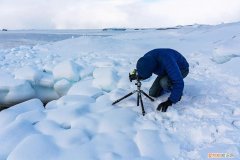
top-left (136, 48), bottom-right (189, 112)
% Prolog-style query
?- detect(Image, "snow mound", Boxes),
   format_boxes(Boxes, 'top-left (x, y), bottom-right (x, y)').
top-left (93, 67), bottom-right (118, 92)
top-left (0, 63), bottom-right (94, 106)
top-left (0, 120), bottom-right (37, 160)
top-left (7, 134), bottom-right (60, 160)
top-left (53, 60), bottom-right (80, 82)
top-left (45, 95), bottom-right (95, 109)
top-left (0, 78), bottom-right (35, 105)
top-left (0, 99), bottom-right (44, 159)
top-left (34, 85), bottom-right (59, 103)
top-left (68, 79), bottom-right (103, 98)
top-left (54, 79), bottom-right (72, 96)
top-left (135, 130), bottom-right (180, 159)
top-left (14, 66), bottom-right (43, 84)
top-left (38, 72), bottom-right (55, 88)
top-left (4, 98), bottom-right (44, 114)
top-left (79, 66), bottom-right (94, 79)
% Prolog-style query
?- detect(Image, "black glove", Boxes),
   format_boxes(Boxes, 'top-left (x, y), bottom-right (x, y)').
top-left (157, 99), bottom-right (172, 112)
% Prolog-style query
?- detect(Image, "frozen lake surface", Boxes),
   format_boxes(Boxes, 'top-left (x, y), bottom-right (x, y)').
top-left (0, 30), bottom-right (112, 50)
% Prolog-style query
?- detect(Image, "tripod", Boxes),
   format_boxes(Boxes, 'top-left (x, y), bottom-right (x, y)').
top-left (112, 79), bottom-right (154, 116)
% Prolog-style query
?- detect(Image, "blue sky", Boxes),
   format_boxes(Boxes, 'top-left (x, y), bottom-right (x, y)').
top-left (1, 0), bottom-right (240, 29)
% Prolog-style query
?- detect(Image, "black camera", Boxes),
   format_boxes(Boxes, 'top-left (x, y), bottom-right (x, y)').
top-left (129, 69), bottom-right (138, 82)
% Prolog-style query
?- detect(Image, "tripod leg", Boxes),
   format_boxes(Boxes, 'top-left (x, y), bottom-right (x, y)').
top-left (139, 93), bottom-right (146, 116)
top-left (112, 91), bottom-right (137, 105)
top-left (137, 92), bottom-right (140, 106)
top-left (141, 90), bottom-right (154, 101)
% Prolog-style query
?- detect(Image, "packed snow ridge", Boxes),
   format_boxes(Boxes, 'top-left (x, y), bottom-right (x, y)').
top-left (0, 22), bottom-right (239, 160)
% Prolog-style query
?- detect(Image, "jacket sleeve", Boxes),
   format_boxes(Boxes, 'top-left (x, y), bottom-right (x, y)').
top-left (162, 56), bottom-right (184, 103)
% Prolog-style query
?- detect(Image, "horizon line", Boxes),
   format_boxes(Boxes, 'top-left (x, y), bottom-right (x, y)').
top-left (2, 21), bottom-right (239, 31)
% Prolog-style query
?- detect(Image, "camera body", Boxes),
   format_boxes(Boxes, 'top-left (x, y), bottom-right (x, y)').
top-left (129, 69), bottom-right (138, 82)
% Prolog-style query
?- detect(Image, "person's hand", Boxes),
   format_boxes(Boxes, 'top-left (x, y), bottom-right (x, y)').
top-left (157, 99), bottom-right (172, 112)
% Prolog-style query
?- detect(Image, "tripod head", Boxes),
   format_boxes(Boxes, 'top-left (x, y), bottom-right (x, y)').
top-left (134, 78), bottom-right (142, 90)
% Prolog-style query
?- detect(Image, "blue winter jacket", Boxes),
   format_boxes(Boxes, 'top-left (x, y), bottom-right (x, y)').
top-left (136, 48), bottom-right (189, 103)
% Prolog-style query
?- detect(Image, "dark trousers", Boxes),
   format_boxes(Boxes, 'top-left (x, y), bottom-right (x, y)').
top-left (149, 69), bottom-right (189, 97)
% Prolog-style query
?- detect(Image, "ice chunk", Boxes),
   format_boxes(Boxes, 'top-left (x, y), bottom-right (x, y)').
top-left (0, 99), bottom-right (44, 126)
top-left (79, 66), bottom-right (94, 79)
top-left (1, 68), bottom-right (59, 106)
top-left (93, 67), bottom-right (118, 92)
top-left (14, 66), bottom-right (43, 84)
top-left (37, 72), bottom-right (54, 88)
top-left (5, 99), bottom-right (44, 114)
top-left (0, 73), bottom-right (20, 90)
top-left (34, 86), bottom-right (59, 103)
top-left (68, 79), bottom-right (103, 98)
top-left (53, 60), bottom-right (80, 82)
top-left (54, 79), bottom-right (72, 96)
top-left (0, 72), bottom-right (16, 104)
top-left (43, 63), bottom-right (55, 73)
top-left (4, 80), bottom-right (35, 105)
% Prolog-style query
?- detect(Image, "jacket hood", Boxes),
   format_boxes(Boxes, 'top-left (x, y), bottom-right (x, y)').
top-left (136, 56), bottom-right (157, 79)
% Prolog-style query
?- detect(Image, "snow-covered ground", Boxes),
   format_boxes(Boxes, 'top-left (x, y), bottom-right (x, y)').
top-left (0, 22), bottom-right (240, 160)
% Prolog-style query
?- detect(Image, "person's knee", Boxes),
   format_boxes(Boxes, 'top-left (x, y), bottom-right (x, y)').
top-left (149, 87), bottom-right (163, 97)
top-left (159, 77), bottom-right (169, 90)
top-left (149, 89), bottom-right (158, 97)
